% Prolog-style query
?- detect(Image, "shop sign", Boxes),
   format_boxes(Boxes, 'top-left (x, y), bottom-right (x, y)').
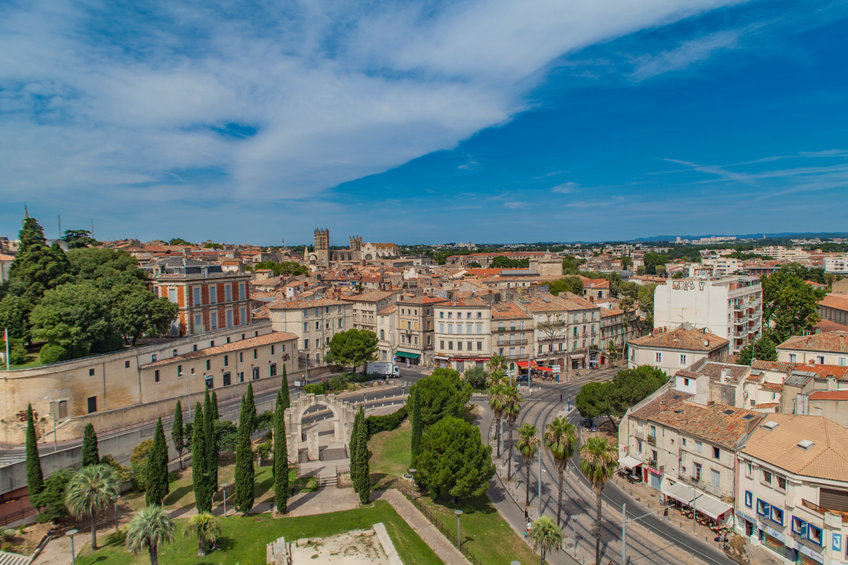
top-left (798, 544), bottom-right (824, 561)
top-left (761, 524), bottom-right (785, 543)
top-left (831, 533), bottom-right (841, 553)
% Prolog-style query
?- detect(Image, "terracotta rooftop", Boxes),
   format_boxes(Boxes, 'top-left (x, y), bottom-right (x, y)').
top-left (269, 297), bottom-right (347, 309)
top-left (377, 304), bottom-right (397, 315)
top-left (435, 296), bottom-right (489, 308)
top-left (630, 389), bottom-right (763, 449)
top-left (742, 414), bottom-right (848, 482)
top-left (682, 359), bottom-right (750, 383)
top-left (820, 293), bottom-right (848, 312)
top-left (778, 331), bottom-right (848, 354)
top-left (808, 390), bottom-right (848, 401)
top-left (340, 290), bottom-right (396, 303)
top-left (815, 319), bottom-right (848, 333)
top-left (397, 294), bottom-right (448, 306)
top-left (630, 326), bottom-right (729, 352)
top-left (751, 359), bottom-right (797, 373)
top-left (491, 302), bottom-right (532, 320)
top-left (141, 332), bottom-right (298, 368)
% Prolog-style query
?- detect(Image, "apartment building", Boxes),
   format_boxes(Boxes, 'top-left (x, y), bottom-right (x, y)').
top-left (777, 332), bottom-right (848, 367)
top-left (823, 256), bottom-right (848, 275)
top-left (628, 326), bottom-right (729, 375)
top-left (0, 323), bottom-right (288, 444)
top-left (376, 304), bottom-right (398, 362)
top-left (144, 257), bottom-right (252, 336)
top-left (491, 301), bottom-right (533, 374)
top-left (818, 294), bottom-right (848, 328)
top-left (618, 383), bottom-right (762, 523)
top-left (341, 290), bottom-right (397, 334)
top-left (599, 307), bottom-right (633, 361)
top-left (268, 298), bottom-right (353, 364)
top-left (653, 275), bottom-right (762, 353)
top-left (736, 414), bottom-right (848, 565)
top-left (395, 294), bottom-right (447, 366)
top-left (433, 297), bottom-right (491, 371)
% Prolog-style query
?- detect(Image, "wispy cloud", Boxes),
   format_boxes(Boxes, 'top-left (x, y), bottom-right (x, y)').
top-left (663, 158), bottom-right (758, 185)
top-left (629, 29), bottom-right (743, 81)
top-left (551, 181), bottom-right (579, 194)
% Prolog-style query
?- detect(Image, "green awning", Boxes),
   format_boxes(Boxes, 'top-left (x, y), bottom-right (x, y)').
top-left (395, 351), bottom-right (421, 359)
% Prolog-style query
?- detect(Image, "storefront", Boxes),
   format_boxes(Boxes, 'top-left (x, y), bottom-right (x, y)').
top-left (395, 351), bottom-right (421, 366)
top-left (662, 481), bottom-right (735, 527)
top-left (796, 544), bottom-right (824, 565)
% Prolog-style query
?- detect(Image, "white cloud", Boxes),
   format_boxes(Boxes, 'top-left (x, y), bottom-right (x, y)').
top-left (629, 29), bottom-right (743, 81)
top-left (551, 182), bottom-right (579, 194)
top-left (0, 0), bottom-right (741, 239)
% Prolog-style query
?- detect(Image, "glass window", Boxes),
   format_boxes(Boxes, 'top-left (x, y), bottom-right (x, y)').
top-left (744, 491), bottom-right (752, 508)
top-left (756, 499), bottom-right (770, 517)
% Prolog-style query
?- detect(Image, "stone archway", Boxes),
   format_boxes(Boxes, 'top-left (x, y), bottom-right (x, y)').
top-left (284, 394), bottom-right (357, 463)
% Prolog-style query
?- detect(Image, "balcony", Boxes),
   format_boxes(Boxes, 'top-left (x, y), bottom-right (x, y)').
top-left (647, 435), bottom-right (657, 446)
top-left (802, 499), bottom-right (848, 523)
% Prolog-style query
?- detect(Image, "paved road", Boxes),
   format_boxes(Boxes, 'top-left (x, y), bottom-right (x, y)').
top-left (488, 373), bottom-right (735, 565)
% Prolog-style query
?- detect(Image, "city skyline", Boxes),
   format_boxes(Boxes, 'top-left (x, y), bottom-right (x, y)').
top-left (2, 1), bottom-right (848, 244)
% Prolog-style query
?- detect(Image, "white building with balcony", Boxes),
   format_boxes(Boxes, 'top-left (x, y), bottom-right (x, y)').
top-left (653, 275), bottom-right (762, 353)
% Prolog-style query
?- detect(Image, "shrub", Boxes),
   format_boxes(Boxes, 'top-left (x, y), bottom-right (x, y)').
top-left (303, 383), bottom-right (327, 395)
top-left (257, 439), bottom-right (272, 460)
top-left (38, 343), bottom-right (68, 364)
top-left (129, 439), bottom-right (153, 490)
top-left (32, 467), bottom-right (75, 523)
top-left (215, 420), bottom-right (238, 453)
top-left (365, 405), bottom-right (407, 438)
top-left (101, 455), bottom-right (133, 485)
top-left (8, 339), bottom-right (29, 365)
top-left (463, 367), bottom-right (488, 390)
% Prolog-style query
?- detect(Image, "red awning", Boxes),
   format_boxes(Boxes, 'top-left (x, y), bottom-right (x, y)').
top-left (516, 361), bottom-right (540, 369)
top-left (537, 366), bottom-right (553, 372)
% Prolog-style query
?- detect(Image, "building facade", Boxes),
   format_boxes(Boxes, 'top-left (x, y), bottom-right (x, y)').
top-left (491, 301), bottom-right (533, 374)
top-left (268, 298), bottom-right (353, 365)
top-left (777, 332), bottom-right (848, 367)
top-left (395, 294), bottom-right (447, 366)
top-left (628, 326), bottom-right (730, 375)
top-left (433, 297), bottom-right (492, 371)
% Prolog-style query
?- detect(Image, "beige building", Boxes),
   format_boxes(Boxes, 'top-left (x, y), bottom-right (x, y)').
top-left (376, 304), bottom-right (399, 362)
top-left (0, 323), bottom-right (296, 444)
top-left (361, 242), bottom-right (400, 260)
top-left (433, 297), bottom-right (492, 372)
top-left (777, 332), bottom-right (848, 367)
top-left (628, 326), bottom-right (729, 375)
top-left (491, 301), bottom-right (533, 374)
top-left (341, 290), bottom-right (397, 334)
top-left (619, 384), bottom-right (762, 520)
top-left (395, 294), bottom-right (447, 366)
top-left (528, 251), bottom-right (562, 277)
top-left (736, 414), bottom-right (848, 565)
top-left (268, 298), bottom-right (353, 365)
top-left (599, 307), bottom-right (633, 363)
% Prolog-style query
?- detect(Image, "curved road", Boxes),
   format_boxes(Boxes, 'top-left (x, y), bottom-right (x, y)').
top-left (481, 376), bottom-right (734, 565)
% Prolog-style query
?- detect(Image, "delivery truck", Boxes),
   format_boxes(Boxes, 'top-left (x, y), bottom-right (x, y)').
top-left (366, 361), bottom-right (400, 378)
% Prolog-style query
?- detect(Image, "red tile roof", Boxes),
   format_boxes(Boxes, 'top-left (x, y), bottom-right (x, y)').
top-left (778, 331), bottom-right (848, 354)
top-left (809, 390), bottom-right (848, 401)
top-left (630, 326), bottom-right (729, 352)
top-left (141, 332), bottom-right (298, 368)
top-left (819, 294), bottom-right (848, 312)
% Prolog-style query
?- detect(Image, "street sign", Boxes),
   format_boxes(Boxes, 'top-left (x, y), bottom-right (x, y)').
top-left (552, 365), bottom-right (561, 373)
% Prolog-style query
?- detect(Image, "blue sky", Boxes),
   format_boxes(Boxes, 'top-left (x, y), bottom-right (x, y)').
top-left (1, 0), bottom-right (847, 245)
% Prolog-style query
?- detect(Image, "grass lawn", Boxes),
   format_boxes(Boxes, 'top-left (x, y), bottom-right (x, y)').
top-left (8, 353), bottom-right (44, 369)
top-left (370, 423), bottom-right (539, 564)
top-left (76, 500), bottom-right (440, 565)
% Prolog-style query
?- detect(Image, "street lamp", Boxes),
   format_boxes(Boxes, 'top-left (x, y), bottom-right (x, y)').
top-left (67, 529), bottom-right (79, 565)
top-left (408, 468), bottom-right (417, 499)
top-left (221, 483), bottom-right (229, 517)
top-left (43, 396), bottom-right (57, 452)
top-left (455, 509), bottom-right (463, 548)
top-left (114, 494), bottom-right (121, 531)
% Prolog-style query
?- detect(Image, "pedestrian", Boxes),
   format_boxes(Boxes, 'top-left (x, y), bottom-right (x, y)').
top-left (524, 508), bottom-right (529, 522)
top-left (560, 393), bottom-right (563, 402)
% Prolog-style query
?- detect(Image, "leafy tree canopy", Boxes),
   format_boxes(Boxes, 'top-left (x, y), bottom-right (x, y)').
top-left (409, 368), bottom-right (471, 427)
top-left (62, 229), bottom-right (98, 249)
top-left (737, 336), bottom-right (778, 365)
top-left (416, 416), bottom-right (494, 500)
top-left (327, 329), bottom-right (378, 371)
top-left (576, 366), bottom-right (667, 428)
top-left (253, 261), bottom-right (309, 276)
top-left (463, 366), bottom-right (488, 390)
top-left (548, 276), bottom-right (583, 296)
top-left (491, 256), bottom-right (529, 269)
top-left (762, 270), bottom-right (824, 343)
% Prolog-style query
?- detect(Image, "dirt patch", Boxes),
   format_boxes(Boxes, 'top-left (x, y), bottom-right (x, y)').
top-left (291, 529), bottom-right (390, 564)
top-left (2, 521), bottom-right (53, 555)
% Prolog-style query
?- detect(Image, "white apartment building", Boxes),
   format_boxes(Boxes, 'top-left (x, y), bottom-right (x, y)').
top-left (823, 256), bottom-right (848, 275)
top-left (777, 332), bottom-right (848, 367)
top-left (653, 275), bottom-right (762, 353)
top-left (434, 297), bottom-right (492, 372)
top-left (701, 256), bottom-right (740, 275)
top-left (490, 301), bottom-right (533, 374)
top-left (376, 304), bottom-right (398, 362)
top-left (268, 298), bottom-right (353, 365)
top-left (736, 414), bottom-right (848, 565)
top-left (628, 326), bottom-right (730, 375)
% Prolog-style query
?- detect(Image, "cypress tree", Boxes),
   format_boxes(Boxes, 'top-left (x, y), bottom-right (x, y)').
top-left (204, 389), bottom-right (218, 493)
top-left (273, 390), bottom-right (289, 513)
top-left (192, 402), bottom-right (211, 512)
top-left (234, 395), bottom-right (255, 514)
top-left (353, 408), bottom-right (370, 505)
top-left (146, 418), bottom-right (170, 506)
top-left (245, 382), bottom-right (257, 433)
top-left (211, 391), bottom-right (219, 420)
top-left (280, 365), bottom-right (290, 410)
top-left (25, 404), bottom-right (44, 500)
top-left (172, 400), bottom-right (185, 469)
top-left (349, 409), bottom-right (362, 486)
top-left (81, 422), bottom-right (100, 466)
top-left (410, 388), bottom-right (422, 467)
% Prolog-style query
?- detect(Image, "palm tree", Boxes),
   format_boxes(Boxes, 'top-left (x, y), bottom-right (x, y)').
top-left (488, 382), bottom-right (507, 457)
top-left (517, 422), bottom-right (539, 506)
top-left (185, 512), bottom-right (221, 557)
top-left (126, 505), bottom-right (175, 565)
top-left (64, 464), bottom-right (120, 550)
top-left (487, 354), bottom-right (506, 374)
top-left (502, 387), bottom-right (522, 480)
top-left (544, 417), bottom-right (577, 525)
top-left (580, 436), bottom-right (619, 565)
top-left (529, 515), bottom-right (562, 565)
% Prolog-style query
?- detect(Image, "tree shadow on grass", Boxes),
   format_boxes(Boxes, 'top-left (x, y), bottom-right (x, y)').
top-left (253, 471), bottom-right (275, 498)
top-left (163, 483), bottom-right (193, 506)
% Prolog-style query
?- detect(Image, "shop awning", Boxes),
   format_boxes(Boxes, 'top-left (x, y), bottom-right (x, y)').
top-left (395, 351), bottom-right (421, 359)
top-left (517, 361), bottom-right (540, 369)
top-left (662, 482), bottom-right (733, 520)
top-left (619, 455), bottom-right (643, 469)
top-left (570, 353), bottom-right (586, 360)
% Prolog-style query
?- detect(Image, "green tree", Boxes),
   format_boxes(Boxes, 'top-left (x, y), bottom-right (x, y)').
top-left (548, 276), bottom-right (584, 296)
top-left (185, 512), bottom-right (220, 557)
top-left (410, 388), bottom-right (422, 467)
top-left (575, 381), bottom-right (609, 422)
top-left (146, 419), bottom-right (169, 506)
top-left (81, 423), bottom-right (100, 467)
top-left (349, 410), bottom-right (364, 495)
top-left (643, 253), bottom-right (667, 275)
top-left (762, 271), bottom-right (824, 342)
top-left (25, 404), bottom-right (44, 501)
top-left (273, 390), bottom-right (289, 513)
top-left (31, 467), bottom-right (74, 523)
top-left (491, 256), bottom-right (529, 268)
top-left (172, 401), bottom-right (185, 469)
top-left (65, 464), bottom-right (120, 550)
top-left (0, 295), bottom-right (31, 342)
top-left (416, 416), bottom-right (494, 500)
top-left (620, 256), bottom-right (633, 270)
top-left (463, 366), bottom-right (488, 390)
top-left (576, 367), bottom-right (667, 430)
top-left (234, 395), bottom-right (255, 514)
top-left (211, 391), bottom-right (219, 420)
top-left (606, 340), bottom-right (619, 361)
top-left (562, 256), bottom-right (584, 275)
top-left (126, 505), bottom-right (175, 565)
top-left (529, 516), bottom-right (563, 565)
top-left (353, 408), bottom-right (370, 504)
top-left (110, 284), bottom-right (177, 345)
top-left (191, 402), bottom-right (211, 513)
top-left (488, 381), bottom-right (507, 458)
top-left (130, 439), bottom-right (154, 492)
top-left (487, 354), bottom-right (506, 374)
top-left (279, 366), bottom-right (290, 410)
top-left (502, 385), bottom-right (521, 480)
top-left (327, 329), bottom-right (378, 372)
top-left (61, 229), bottom-right (98, 249)
top-left (517, 423), bottom-right (539, 506)
top-left (204, 389), bottom-right (218, 494)
top-left (544, 417), bottom-right (577, 525)
top-left (410, 368), bottom-right (472, 427)
top-left (737, 336), bottom-right (778, 365)
top-left (244, 382), bottom-right (257, 433)
top-left (580, 436), bottom-right (619, 565)
top-left (253, 261), bottom-right (309, 276)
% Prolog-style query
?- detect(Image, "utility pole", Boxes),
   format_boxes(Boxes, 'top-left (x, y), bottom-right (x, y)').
top-left (621, 502), bottom-right (626, 565)
top-left (537, 437), bottom-right (542, 516)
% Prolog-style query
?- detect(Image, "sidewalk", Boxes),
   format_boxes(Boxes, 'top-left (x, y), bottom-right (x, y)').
top-left (375, 489), bottom-right (471, 565)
